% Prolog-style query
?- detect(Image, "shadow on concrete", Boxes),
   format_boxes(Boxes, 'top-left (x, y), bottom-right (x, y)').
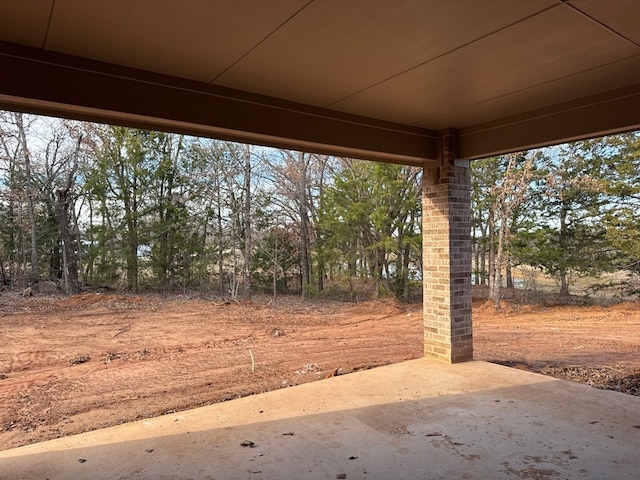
top-left (1, 359), bottom-right (639, 479)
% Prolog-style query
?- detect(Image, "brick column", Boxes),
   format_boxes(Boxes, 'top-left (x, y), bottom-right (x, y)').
top-left (422, 129), bottom-right (473, 363)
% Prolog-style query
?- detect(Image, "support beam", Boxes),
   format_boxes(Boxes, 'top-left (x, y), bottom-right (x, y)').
top-left (0, 41), bottom-right (437, 166)
top-left (422, 129), bottom-right (473, 363)
top-left (459, 83), bottom-right (640, 160)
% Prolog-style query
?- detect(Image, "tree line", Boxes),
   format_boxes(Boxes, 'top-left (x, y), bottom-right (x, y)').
top-left (0, 111), bottom-right (638, 301)
top-left (472, 134), bottom-right (640, 302)
top-left (0, 112), bottom-right (421, 300)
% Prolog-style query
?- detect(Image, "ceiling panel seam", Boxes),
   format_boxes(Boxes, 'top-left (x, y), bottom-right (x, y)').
top-left (324, 3), bottom-right (562, 109)
top-left (42, 0), bottom-right (57, 50)
top-left (209, 0), bottom-right (315, 85)
top-left (564, 1), bottom-right (640, 48)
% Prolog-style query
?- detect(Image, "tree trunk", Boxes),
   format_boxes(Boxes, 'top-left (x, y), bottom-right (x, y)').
top-left (299, 207), bottom-right (311, 296)
top-left (126, 220), bottom-right (138, 292)
top-left (217, 199), bottom-right (224, 295)
top-left (272, 227), bottom-right (278, 302)
top-left (480, 221), bottom-right (488, 285)
top-left (0, 257), bottom-right (7, 287)
top-left (15, 114), bottom-right (39, 282)
top-left (506, 257), bottom-right (514, 290)
top-left (372, 246), bottom-right (385, 299)
top-left (402, 241), bottom-right (411, 299)
top-left (473, 236), bottom-right (481, 285)
top-left (488, 207), bottom-right (497, 299)
top-left (243, 145), bottom-right (252, 300)
top-left (123, 189), bottom-right (138, 292)
top-left (559, 275), bottom-right (569, 296)
top-left (317, 258), bottom-right (324, 293)
top-left (57, 188), bottom-right (81, 294)
top-left (492, 219), bottom-right (509, 307)
top-left (72, 200), bottom-right (85, 285)
top-left (297, 152), bottom-right (312, 297)
top-left (559, 198), bottom-right (570, 296)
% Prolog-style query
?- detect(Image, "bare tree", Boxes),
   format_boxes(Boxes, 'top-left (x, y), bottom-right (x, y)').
top-left (55, 127), bottom-right (85, 294)
top-left (14, 113), bottom-right (39, 282)
top-left (489, 153), bottom-right (534, 306)
top-left (262, 150), bottom-right (330, 296)
top-left (36, 119), bottom-right (93, 293)
top-left (0, 113), bottom-right (25, 286)
top-left (243, 145), bottom-right (252, 299)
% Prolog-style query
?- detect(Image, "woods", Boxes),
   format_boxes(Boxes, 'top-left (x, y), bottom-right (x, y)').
top-left (0, 111), bottom-right (638, 301)
top-left (472, 134), bottom-right (640, 301)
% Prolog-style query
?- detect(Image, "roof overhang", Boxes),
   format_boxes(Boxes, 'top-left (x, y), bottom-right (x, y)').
top-left (1, 1), bottom-right (639, 165)
top-left (0, 41), bottom-right (436, 166)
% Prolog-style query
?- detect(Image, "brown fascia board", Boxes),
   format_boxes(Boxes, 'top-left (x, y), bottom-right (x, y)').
top-left (459, 83), bottom-right (640, 160)
top-left (0, 41), bottom-right (437, 166)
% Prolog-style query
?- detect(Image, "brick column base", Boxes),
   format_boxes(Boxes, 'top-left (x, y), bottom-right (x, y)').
top-left (422, 129), bottom-right (473, 363)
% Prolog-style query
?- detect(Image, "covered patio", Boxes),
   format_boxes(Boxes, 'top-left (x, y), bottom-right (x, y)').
top-left (1, 1), bottom-right (639, 477)
top-left (1, 0), bottom-right (640, 361)
top-left (1, 359), bottom-right (639, 479)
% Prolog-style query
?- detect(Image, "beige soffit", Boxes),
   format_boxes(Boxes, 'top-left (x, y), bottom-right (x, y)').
top-left (0, 0), bottom-right (639, 163)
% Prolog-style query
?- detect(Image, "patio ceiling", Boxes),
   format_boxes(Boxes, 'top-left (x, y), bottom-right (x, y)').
top-left (0, 0), bottom-right (639, 165)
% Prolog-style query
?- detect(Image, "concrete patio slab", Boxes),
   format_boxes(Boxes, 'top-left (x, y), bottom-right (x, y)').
top-left (1, 359), bottom-right (638, 479)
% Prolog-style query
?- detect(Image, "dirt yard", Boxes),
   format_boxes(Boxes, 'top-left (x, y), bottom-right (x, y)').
top-left (1, 292), bottom-right (639, 451)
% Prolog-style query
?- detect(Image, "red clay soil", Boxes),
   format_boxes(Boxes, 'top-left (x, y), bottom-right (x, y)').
top-left (0, 292), bottom-right (639, 450)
